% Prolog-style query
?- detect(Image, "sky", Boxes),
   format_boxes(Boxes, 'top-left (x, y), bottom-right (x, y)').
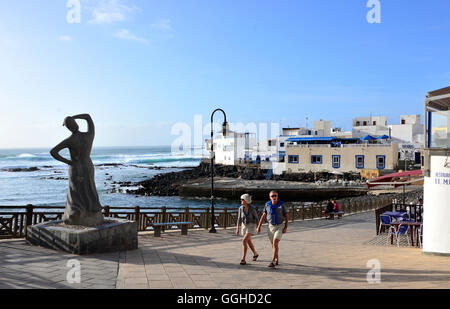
top-left (0, 0), bottom-right (449, 148)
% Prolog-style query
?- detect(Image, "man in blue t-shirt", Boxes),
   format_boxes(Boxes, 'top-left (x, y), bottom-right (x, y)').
top-left (256, 190), bottom-right (288, 268)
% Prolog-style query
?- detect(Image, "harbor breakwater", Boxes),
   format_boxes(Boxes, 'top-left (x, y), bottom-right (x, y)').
top-left (126, 161), bottom-right (364, 201)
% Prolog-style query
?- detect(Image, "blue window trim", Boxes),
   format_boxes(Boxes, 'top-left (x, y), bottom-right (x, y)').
top-left (311, 155), bottom-right (323, 164)
top-left (332, 155), bottom-right (341, 169)
top-left (288, 155), bottom-right (299, 164)
top-left (355, 155), bottom-right (365, 169)
top-left (376, 155), bottom-right (386, 170)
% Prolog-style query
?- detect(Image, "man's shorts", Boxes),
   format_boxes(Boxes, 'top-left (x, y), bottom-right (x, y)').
top-left (241, 223), bottom-right (257, 236)
top-left (268, 224), bottom-right (284, 243)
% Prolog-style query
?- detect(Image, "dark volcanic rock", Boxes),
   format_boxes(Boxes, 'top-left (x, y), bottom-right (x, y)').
top-left (125, 161), bottom-right (362, 197)
top-left (2, 167), bottom-right (40, 172)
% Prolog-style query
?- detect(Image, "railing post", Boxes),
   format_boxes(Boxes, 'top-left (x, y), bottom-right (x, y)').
top-left (104, 205), bottom-right (110, 218)
top-left (302, 204), bottom-right (305, 220)
top-left (26, 204), bottom-right (33, 226)
top-left (24, 204), bottom-right (34, 237)
top-left (13, 214), bottom-right (18, 237)
top-left (205, 208), bottom-right (210, 230)
top-left (161, 206), bottom-right (167, 231)
top-left (185, 207), bottom-right (190, 225)
top-left (135, 206), bottom-right (140, 231)
top-left (224, 207), bottom-right (228, 229)
top-left (291, 205), bottom-right (295, 223)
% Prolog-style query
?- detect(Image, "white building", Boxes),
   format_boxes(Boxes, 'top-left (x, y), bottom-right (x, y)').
top-left (312, 120), bottom-right (332, 137)
top-left (389, 115), bottom-right (424, 162)
top-left (351, 115), bottom-right (424, 163)
top-left (352, 116), bottom-right (390, 138)
top-left (250, 138), bottom-right (278, 162)
top-left (331, 127), bottom-right (353, 138)
top-left (205, 131), bottom-right (257, 166)
top-left (277, 127), bottom-right (310, 161)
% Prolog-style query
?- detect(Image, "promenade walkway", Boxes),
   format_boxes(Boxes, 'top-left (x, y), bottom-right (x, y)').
top-left (1, 212), bottom-right (449, 289)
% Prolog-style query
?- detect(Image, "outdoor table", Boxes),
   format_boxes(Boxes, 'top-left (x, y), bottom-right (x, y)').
top-left (389, 221), bottom-right (422, 247)
top-left (383, 211), bottom-right (408, 221)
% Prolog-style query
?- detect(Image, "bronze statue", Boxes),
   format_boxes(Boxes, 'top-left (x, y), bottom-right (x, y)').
top-left (50, 114), bottom-right (104, 226)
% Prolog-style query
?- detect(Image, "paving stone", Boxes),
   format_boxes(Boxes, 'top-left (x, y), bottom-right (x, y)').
top-left (2, 211), bottom-right (450, 289)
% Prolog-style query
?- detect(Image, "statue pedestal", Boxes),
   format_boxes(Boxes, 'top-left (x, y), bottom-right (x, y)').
top-left (26, 218), bottom-right (138, 255)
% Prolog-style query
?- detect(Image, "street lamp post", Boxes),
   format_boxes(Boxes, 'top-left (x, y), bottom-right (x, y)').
top-left (210, 109), bottom-right (228, 233)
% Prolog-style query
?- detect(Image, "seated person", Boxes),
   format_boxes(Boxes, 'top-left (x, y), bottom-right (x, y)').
top-left (332, 199), bottom-right (340, 213)
top-left (323, 199), bottom-right (334, 219)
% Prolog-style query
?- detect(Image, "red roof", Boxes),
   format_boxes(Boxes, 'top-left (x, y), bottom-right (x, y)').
top-left (367, 170), bottom-right (423, 189)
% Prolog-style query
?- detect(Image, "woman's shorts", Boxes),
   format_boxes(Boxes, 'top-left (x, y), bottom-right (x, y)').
top-left (241, 223), bottom-right (257, 236)
top-left (268, 224), bottom-right (284, 242)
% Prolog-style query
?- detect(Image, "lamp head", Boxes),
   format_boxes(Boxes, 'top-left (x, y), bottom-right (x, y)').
top-left (222, 121), bottom-right (228, 137)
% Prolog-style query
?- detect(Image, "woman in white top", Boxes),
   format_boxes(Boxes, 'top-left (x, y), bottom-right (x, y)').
top-left (236, 194), bottom-right (259, 265)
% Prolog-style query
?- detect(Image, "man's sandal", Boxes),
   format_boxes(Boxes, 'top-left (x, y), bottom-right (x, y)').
top-left (268, 262), bottom-right (276, 268)
top-left (240, 260), bottom-right (247, 265)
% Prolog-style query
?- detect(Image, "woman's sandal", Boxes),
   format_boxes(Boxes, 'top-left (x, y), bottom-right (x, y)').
top-left (275, 259), bottom-right (279, 265)
top-left (252, 254), bottom-right (259, 261)
top-left (240, 260), bottom-right (247, 265)
top-left (268, 262), bottom-right (276, 268)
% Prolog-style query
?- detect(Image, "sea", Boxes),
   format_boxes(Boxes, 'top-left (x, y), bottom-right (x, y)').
top-left (0, 146), bottom-right (238, 211)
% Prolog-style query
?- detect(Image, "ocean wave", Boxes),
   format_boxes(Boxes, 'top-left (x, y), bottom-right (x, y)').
top-left (3, 154), bottom-right (50, 162)
top-left (18, 153), bottom-right (37, 158)
top-left (90, 152), bottom-right (204, 165)
top-left (127, 157), bottom-right (201, 165)
top-left (0, 149), bottom-right (205, 168)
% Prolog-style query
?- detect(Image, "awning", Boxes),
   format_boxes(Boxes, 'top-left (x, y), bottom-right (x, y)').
top-left (360, 135), bottom-right (376, 141)
top-left (377, 135), bottom-right (390, 140)
top-left (367, 170), bottom-right (423, 189)
top-left (426, 86), bottom-right (450, 111)
top-left (286, 137), bottom-right (335, 142)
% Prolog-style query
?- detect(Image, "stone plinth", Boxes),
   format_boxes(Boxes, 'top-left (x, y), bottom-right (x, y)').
top-left (26, 218), bottom-right (138, 255)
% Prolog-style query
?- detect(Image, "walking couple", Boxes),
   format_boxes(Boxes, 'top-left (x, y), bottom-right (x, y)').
top-left (236, 191), bottom-right (288, 268)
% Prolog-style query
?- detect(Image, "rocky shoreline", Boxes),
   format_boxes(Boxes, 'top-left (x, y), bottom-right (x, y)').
top-left (125, 161), bottom-right (363, 197)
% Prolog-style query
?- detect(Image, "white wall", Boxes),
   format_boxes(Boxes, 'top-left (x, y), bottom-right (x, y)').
top-left (352, 116), bottom-right (389, 138)
top-left (423, 155), bottom-right (450, 255)
top-left (353, 116), bottom-right (387, 127)
top-left (313, 120), bottom-right (332, 137)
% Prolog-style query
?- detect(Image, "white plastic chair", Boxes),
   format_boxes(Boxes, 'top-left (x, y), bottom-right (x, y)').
top-left (417, 224), bottom-right (423, 248)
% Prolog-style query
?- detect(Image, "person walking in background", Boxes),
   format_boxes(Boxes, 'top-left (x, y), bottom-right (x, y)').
top-left (236, 194), bottom-right (259, 265)
top-left (256, 190), bottom-right (288, 268)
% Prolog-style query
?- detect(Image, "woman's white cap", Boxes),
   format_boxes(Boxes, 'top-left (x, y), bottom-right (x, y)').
top-left (240, 194), bottom-right (252, 204)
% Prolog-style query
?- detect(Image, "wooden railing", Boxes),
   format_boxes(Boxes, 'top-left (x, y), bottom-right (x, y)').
top-left (375, 204), bottom-right (393, 235)
top-left (0, 197), bottom-right (393, 239)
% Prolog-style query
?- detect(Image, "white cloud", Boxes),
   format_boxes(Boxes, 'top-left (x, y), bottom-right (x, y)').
top-left (114, 29), bottom-right (148, 44)
top-left (59, 36), bottom-right (72, 41)
top-left (151, 18), bottom-right (172, 32)
top-left (89, 0), bottom-right (141, 24)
